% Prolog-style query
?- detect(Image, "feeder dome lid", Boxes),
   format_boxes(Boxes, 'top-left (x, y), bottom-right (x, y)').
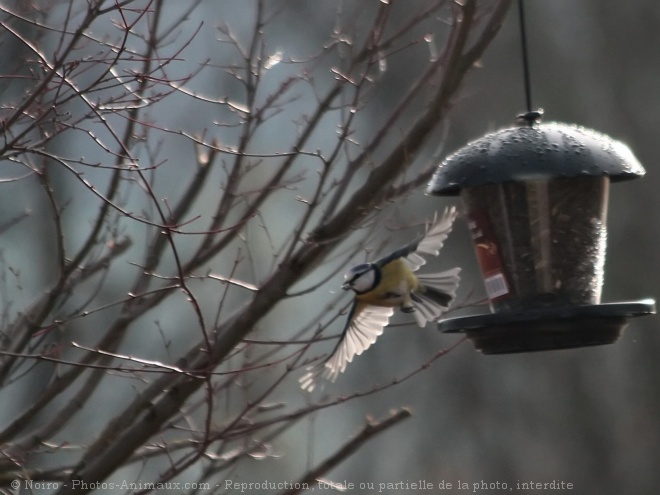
top-left (428, 122), bottom-right (646, 196)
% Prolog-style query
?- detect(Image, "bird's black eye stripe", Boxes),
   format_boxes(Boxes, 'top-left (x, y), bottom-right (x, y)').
top-left (346, 263), bottom-right (381, 293)
top-left (348, 263), bottom-right (372, 284)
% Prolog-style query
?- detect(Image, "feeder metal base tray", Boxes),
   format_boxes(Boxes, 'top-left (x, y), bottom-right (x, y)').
top-left (438, 300), bottom-right (656, 354)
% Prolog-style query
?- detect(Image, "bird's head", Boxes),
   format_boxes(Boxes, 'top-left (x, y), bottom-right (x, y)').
top-left (342, 263), bottom-right (378, 294)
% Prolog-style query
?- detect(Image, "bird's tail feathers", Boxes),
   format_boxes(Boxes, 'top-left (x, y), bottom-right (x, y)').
top-left (412, 267), bottom-right (461, 327)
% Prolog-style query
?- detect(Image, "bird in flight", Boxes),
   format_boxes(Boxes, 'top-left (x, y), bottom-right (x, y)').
top-left (300, 207), bottom-right (461, 391)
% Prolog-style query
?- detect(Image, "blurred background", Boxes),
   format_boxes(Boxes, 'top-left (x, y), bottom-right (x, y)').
top-left (1, 0), bottom-right (659, 494)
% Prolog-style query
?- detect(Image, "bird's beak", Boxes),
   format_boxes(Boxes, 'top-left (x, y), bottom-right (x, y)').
top-left (341, 282), bottom-right (350, 291)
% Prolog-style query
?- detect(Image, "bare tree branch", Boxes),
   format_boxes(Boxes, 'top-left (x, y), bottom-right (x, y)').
top-left (279, 409), bottom-right (413, 495)
top-left (0, 1), bottom-right (512, 491)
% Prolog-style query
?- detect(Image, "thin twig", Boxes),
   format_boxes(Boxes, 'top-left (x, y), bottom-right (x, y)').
top-left (278, 409), bottom-right (413, 495)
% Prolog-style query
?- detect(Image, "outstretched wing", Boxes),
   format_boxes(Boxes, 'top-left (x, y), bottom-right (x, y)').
top-left (374, 206), bottom-right (458, 272)
top-left (299, 301), bottom-right (394, 392)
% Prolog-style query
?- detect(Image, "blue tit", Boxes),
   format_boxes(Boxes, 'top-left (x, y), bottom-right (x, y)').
top-left (300, 207), bottom-right (461, 392)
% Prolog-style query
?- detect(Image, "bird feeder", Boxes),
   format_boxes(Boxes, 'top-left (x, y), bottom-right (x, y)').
top-left (428, 121), bottom-right (655, 354)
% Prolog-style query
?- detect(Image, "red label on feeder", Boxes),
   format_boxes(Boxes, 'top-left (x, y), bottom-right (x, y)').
top-left (468, 211), bottom-right (510, 300)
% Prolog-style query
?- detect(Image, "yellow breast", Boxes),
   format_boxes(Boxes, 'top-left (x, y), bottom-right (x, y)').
top-left (356, 259), bottom-right (419, 307)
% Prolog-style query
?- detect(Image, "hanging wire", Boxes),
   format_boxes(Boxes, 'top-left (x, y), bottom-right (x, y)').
top-left (516, 0), bottom-right (542, 125)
